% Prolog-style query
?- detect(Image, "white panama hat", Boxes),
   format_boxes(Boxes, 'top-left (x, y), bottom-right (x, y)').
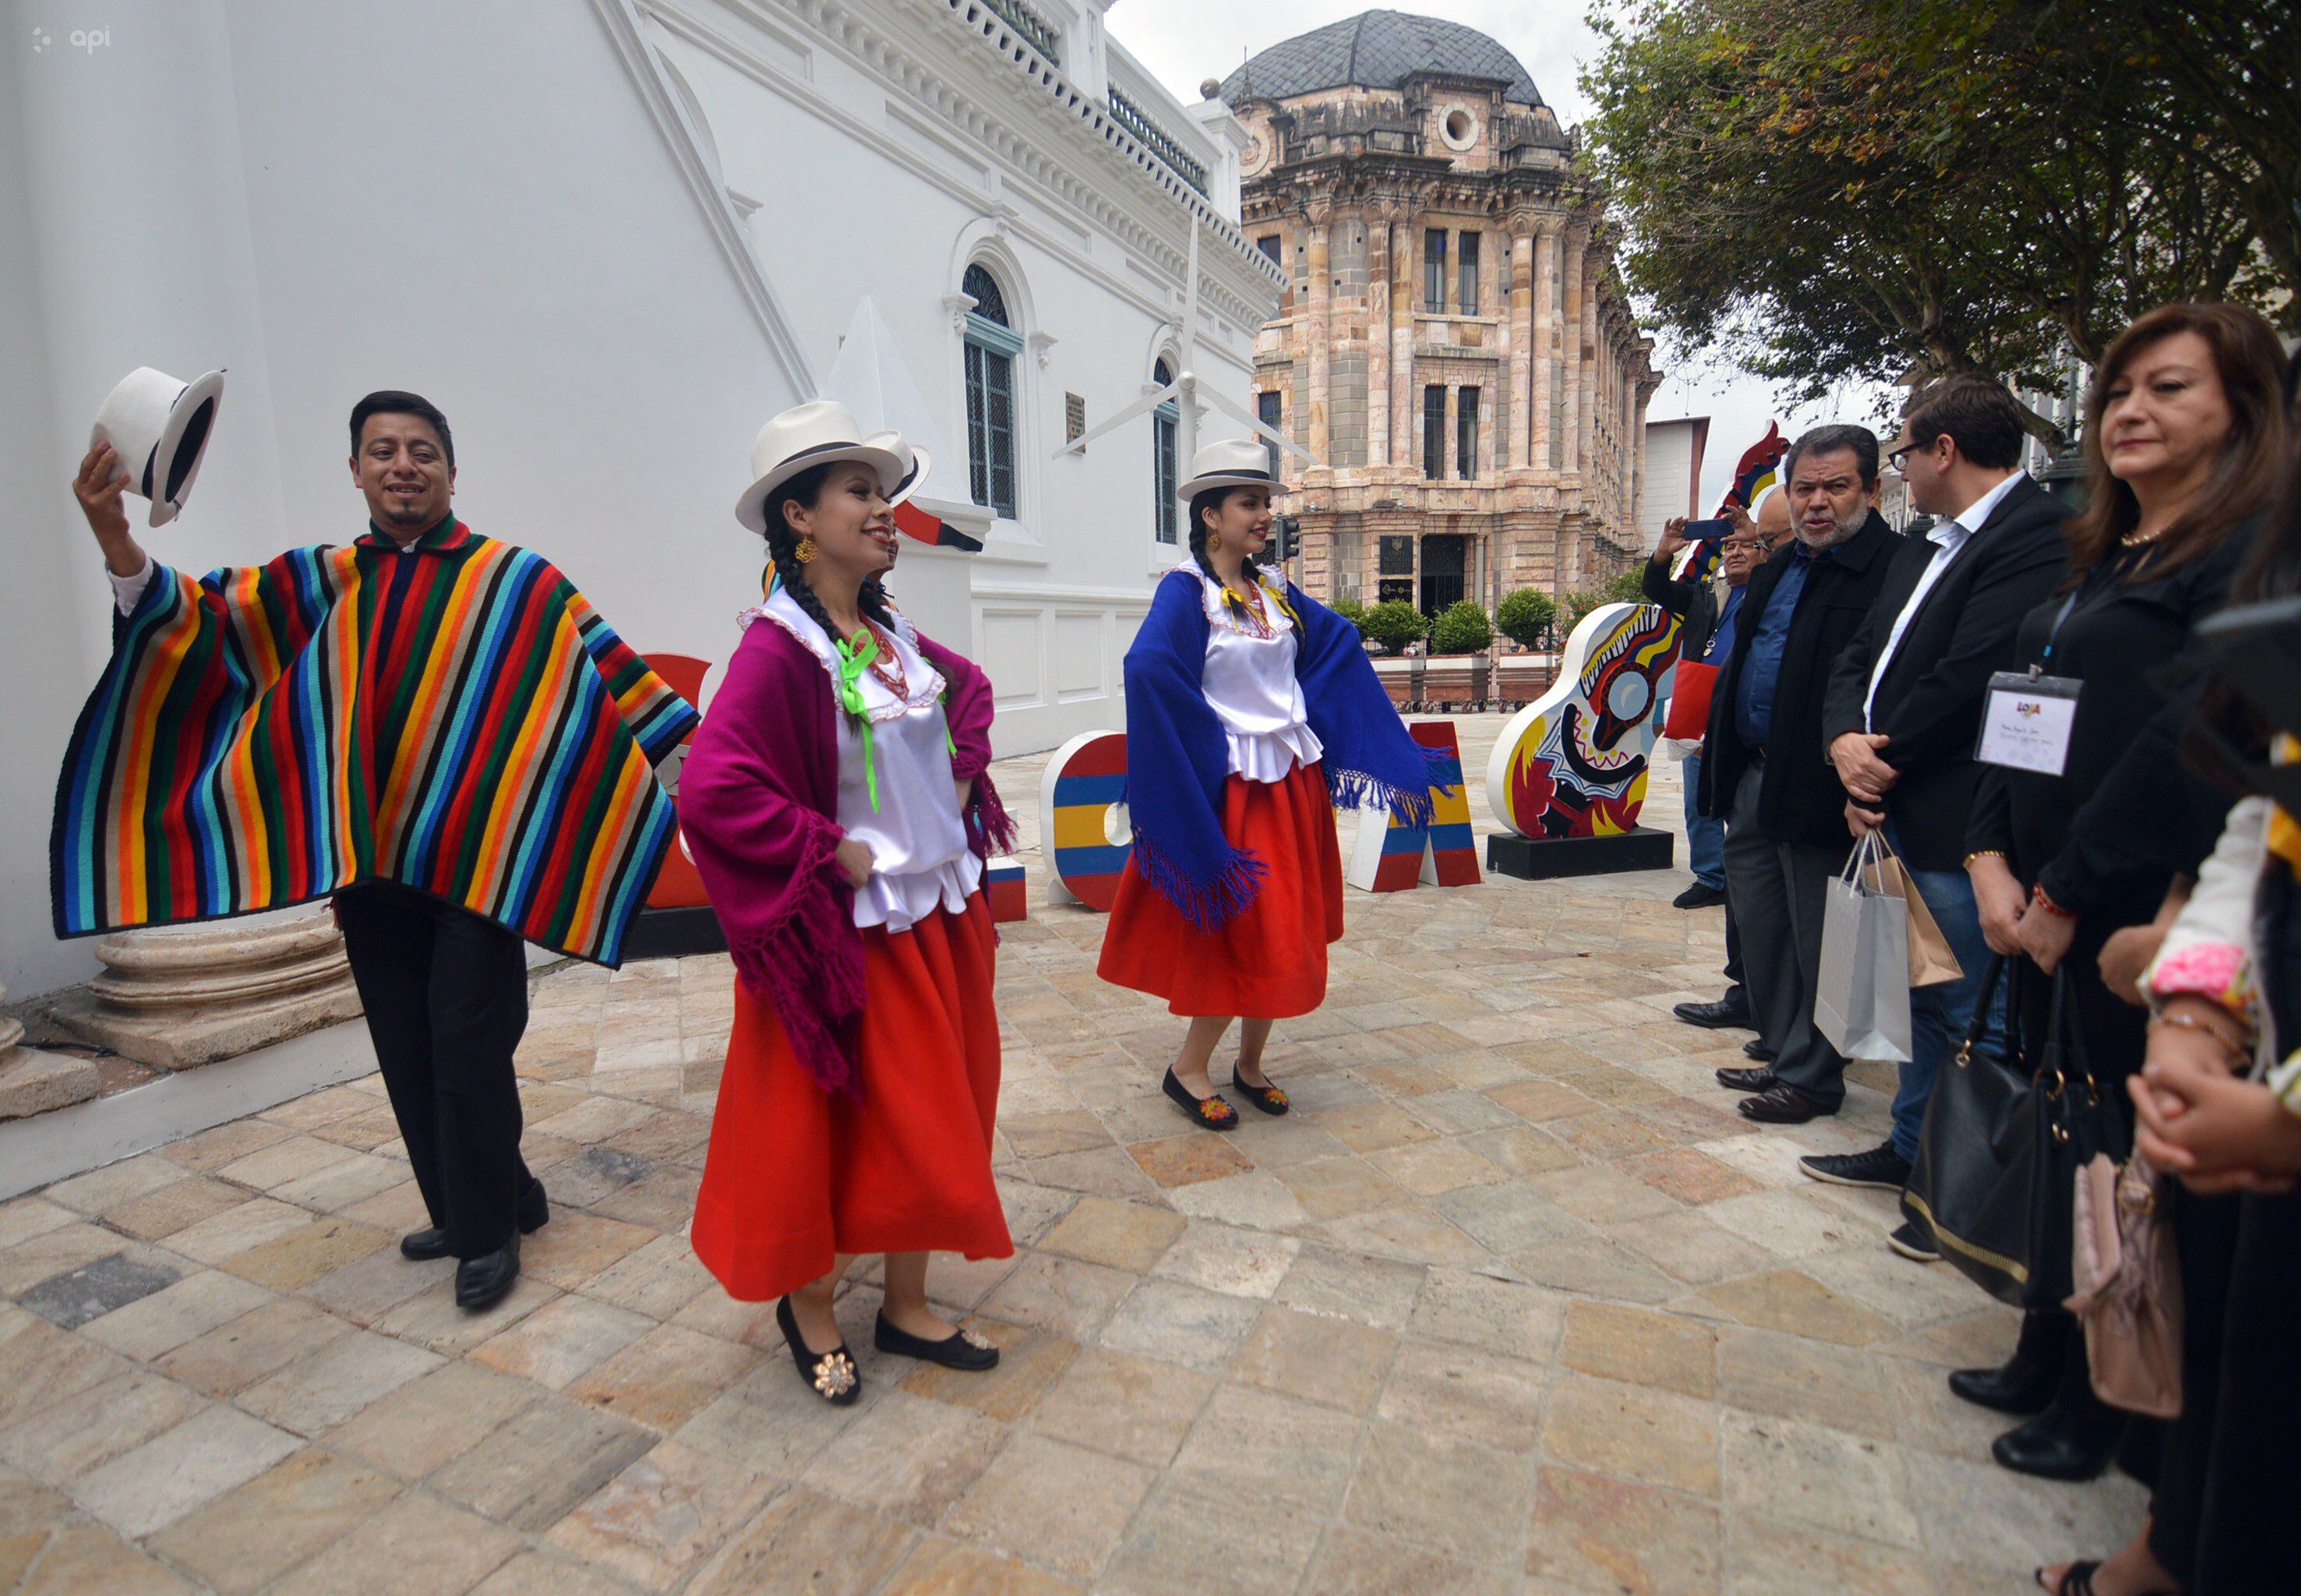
top-left (734, 399), bottom-right (929, 534)
top-left (90, 365), bottom-right (226, 528)
top-left (1176, 436), bottom-right (1287, 503)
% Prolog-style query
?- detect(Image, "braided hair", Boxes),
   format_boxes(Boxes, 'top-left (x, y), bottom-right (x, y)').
top-left (758, 462), bottom-right (899, 644)
top-left (1188, 486), bottom-right (1266, 588)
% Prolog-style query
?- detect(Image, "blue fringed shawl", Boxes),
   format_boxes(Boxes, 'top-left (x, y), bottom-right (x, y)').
top-left (1122, 567), bottom-right (1442, 933)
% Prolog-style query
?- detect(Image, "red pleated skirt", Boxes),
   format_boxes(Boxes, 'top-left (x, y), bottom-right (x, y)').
top-left (691, 892), bottom-right (1013, 1302)
top-left (1097, 760), bottom-right (1344, 1019)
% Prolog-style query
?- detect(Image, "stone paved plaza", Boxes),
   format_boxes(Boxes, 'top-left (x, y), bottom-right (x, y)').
top-left (0, 719), bottom-right (2142, 1594)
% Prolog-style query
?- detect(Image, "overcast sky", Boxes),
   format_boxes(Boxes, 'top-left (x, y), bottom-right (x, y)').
top-left (1110, 0), bottom-right (1887, 510)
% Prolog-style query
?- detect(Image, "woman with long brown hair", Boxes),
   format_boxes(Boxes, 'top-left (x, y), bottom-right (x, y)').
top-left (1950, 304), bottom-right (2289, 1513)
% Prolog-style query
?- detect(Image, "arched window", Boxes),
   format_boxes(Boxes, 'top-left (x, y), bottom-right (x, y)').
top-left (1152, 358), bottom-right (1178, 544)
top-left (962, 263), bottom-right (1021, 519)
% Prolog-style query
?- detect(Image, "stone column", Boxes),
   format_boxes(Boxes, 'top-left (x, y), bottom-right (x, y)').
top-left (1305, 202), bottom-right (1333, 471)
top-left (1558, 227), bottom-right (1585, 478)
top-left (1392, 203), bottom-right (1418, 480)
top-left (1532, 223), bottom-right (1557, 474)
top-left (50, 913), bottom-right (363, 1072)
top-left (1365, 206), bottom-right (1392, 470)
top-left (1505, 219), bottom-right (1533, 475)
top-left (1577, 241), bottom-right (1602, 483)
top-left (0, 990), bottom-right (102, 1120)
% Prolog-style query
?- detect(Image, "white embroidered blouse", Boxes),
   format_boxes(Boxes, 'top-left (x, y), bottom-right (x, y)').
top-left (748, 586), bottom-right (983, 931)
top-left (1184, 563), bottom-right (1324, 783)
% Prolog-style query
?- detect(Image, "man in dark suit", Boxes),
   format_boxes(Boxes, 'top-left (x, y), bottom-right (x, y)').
top-left (1802, 378), bottom-right (2070, 1249)
top-left (1699, 425), bottom-right (1900, 1125)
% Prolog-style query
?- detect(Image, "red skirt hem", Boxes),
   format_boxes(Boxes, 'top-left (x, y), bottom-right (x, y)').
top-left (1096, 760), bottom-right (1344, 1019)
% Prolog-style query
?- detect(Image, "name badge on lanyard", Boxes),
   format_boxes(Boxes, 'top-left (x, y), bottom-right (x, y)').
top-left (1977, 667), bottom-right (2080, 775)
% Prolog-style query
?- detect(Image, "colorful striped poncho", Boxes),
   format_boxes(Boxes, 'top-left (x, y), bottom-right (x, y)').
top-left (51, 517), bottom-right (698, 966)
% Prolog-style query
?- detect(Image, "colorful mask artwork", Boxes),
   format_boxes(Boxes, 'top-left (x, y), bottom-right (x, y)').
top-left (1041, 729), bottom-right (1131, 910)
top-left (1486, 603), bottom-right (1682, 839)
top-left (1346, 720), bottom-right (1482, 892)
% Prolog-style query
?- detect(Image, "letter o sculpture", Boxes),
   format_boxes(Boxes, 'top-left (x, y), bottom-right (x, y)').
top-left (1039, 729), bottom-right (1131, 910)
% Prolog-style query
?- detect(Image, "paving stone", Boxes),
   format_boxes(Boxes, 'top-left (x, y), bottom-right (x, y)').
top-left (1167, 1385), bottom-right (1360, 1518)
top-left (545, 1439), bottom-right (773, 1590)
top-left (672, 1362), bottom-right (867, 1481)
top-left (1715, 1326), bottom-right (1900, 1441)
top-left (0, 1199), bottom-right (76, 1254)
top-left (1620, 1146), bottom-right (1766, 1206)
top-left (1405, 1267), bottom-right (1565, 1359)
top-left (235, 1327), bottom-right (442, 1436)
top-left (43, 1153), bottom-right (185, 1215)
top-left (69, 1406), bottom-right (302, 1538)
top-left (899, 1318), bottom-right (1075, 1422)
top-left (1720, 1513), bottom-right (1934, 1596)
top-left (429, 1396), bottom-right (658, 1532)
top-left (1232, 1302), bottom-right (1398, 1411)
top-left (1560, 1301), bottom-right (1717, 1399)
top-left (1609, 1209), bottom-right (1780, 1287)
top-left (1343, 1421), bottom-right (1530, 1567)
top-left (1149, 1220), bottom-right (1299, 1299)
top-left (519, 1210), bottom-right (655, 1289)
top-left (1528, 1465), bottom-right (1722, 1596)
top-left (468, 1293), bottom-right (655, 1389)
top-left (877, 1537), bottom-right (1083, 1596)
top-left (95, 1175), bottom-right (248, 1241)
top-left (0, 1220), bottom-right (134, 1296)
top-left (0, 1315), bottom-right (128, 1430)
top-left (1275, 1244), bottom-right (1425, 1331)
top-left (1540, 1374), bottom-right (1721, 1497)
top-left (0, 1364), bottom-right (205, 1483)
top-left (221, 1217), bottom-right (395, 1292)
top-left (266, 1492), bottom-right (523, 1596)
top-left (1698, 1269), bottom-right (1899, 1347)
top-left (8, 1520), bottom-right (196, 1596)
top-left (685, 1485), bottom-right (916, 1596)
top-left (369, 1271), bottom-right (558, 1355)
top-left (1025, 1346), bottom-right (1214, 1467)
top-left (469, 1550), bottom-right (642, 1596)
top-left (1368, 1137), bottom-right (1507, 1196)
top-left (163, 1198), bottom-right (314, 1266)
top-left (976, 1252), bottom-right (1135, 1341)
top-left (1097, 1279), bottom-right (1262, 1371)
top-left (147, 1446), bottom-right (401, 1594)
top-left (326, 1359), bottom-right (546, 1478)
top-left (566, 1322), bottom-right (761, 1432)
top-left (158, 1118), bottom-right (295, 1173)
top-left (577, 1233), bottom-right (715, 1319)
top-left (1432, 1181), bottom-right (1592, 1253)
top-left (217, 1134), bottom-right (361, 1192)
top-left (1301, 1526), bottom-right (1516, 1596)
top-left (79, 1269), bottom-right (271, 1361)
top-left (1269, 1154), bottom-right (1410, 1220)
top-left (18, 1252), bottom-right (180, 1330)
top-left (1036, 1196), bottom-right (1186, 1274)
top-left (154, 1298), bottom-right (353, 1398)
top-left (1376, 1336), bottom-right (1549, 1453)
top-left (943, 1432), bottom-right (1154, 1580)
top-left (1099, 1474), bottom-right (1324, 1596)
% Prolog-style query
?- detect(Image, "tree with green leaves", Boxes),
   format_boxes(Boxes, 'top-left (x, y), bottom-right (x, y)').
top-left (1431, 600), bottom-right (1495, 655)
top-left (1495, 587), bottom-right (1558, 649)
top-left (1360, 600), bottom-right (1430, 655)
top-left (1581, 0), bottom-right (2295, 441)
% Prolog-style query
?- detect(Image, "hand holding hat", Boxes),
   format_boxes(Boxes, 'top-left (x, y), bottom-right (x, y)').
top-left (88, 366), bottom-right (226, 528)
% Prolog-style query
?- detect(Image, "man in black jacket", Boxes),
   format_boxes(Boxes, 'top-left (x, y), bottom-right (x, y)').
top-left (1699, 425), bottom-right (1899, 1124)
top-left (1802, 379), bottom-right (2070, 1238)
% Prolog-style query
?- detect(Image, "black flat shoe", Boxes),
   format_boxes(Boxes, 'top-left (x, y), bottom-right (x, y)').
top-left (1228, 1072), bottom-right (1290, 1116)
top-left (1163, 1068), bottom-right (1238, 1130)
top-left (1993, 1401), bottom-right (2121, 1481)
top-left (1673, 994), bottom-right (1755, 1031)
top-left (777, 1296), bottom-right (860, 1404)
top-left (403, 1179), bottom-right (549, 1262)
top-left (2032, 1560), bottom-right (2176, 1596)
top-left (1714, 1065), bottom-right (1777, 1093)
top-left (875, 1312), bottom-right (1000, 1370)
top-left (1951, 1312), bottom-right (2066, 1416)
top-left (453, 1231), bottom-right (520, 1312)
top-left (1742, 1038), bottom-right (1777, 1061)
top-left (1737, 1083), bottom-right (1834, 1124)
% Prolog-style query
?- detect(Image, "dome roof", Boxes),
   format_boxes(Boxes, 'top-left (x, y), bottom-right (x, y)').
top-left (1220, 10), bottom-right (1543, 110)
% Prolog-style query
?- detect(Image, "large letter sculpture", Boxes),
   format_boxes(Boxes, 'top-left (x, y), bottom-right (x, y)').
top-left (1346, 720), bottom-right (1482, 892)
top-left (1040, 730), bottom-right (1130, 910)
top-left (1487, 602), bottom-right (1681, 857)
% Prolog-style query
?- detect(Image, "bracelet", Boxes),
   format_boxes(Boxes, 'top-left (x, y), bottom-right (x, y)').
top-left (2149, 1008), bottom-right (2250, 1057)
top-left (2031, 881), bottom-right (2077, 920)
top-left (1963, 850), bottom-right (2006, 870)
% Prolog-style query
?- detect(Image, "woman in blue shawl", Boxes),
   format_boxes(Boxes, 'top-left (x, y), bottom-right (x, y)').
top-left (1099, 440), bottom-right (1442, 1129)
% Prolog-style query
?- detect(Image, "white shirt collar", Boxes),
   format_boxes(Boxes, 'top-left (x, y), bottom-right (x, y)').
top-left (1939, 471), bottom-right (2024, 544)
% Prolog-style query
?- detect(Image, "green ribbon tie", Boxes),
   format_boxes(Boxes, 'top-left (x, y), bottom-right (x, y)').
top-left (833, 630), bottom-right (884, 811)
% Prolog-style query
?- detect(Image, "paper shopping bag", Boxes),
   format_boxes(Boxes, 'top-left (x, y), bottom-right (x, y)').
top-left (1815, 834), bottom-right (1913, 1064)
top-left (1869, 835), bottom-right (1964, 988)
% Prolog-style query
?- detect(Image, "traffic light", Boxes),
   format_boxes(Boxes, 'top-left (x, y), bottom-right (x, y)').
top-left (1274, 514), bottom-right (1300, 564)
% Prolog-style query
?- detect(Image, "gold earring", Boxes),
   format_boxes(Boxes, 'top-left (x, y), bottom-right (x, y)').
top-left (1207, 531), bottom-right (1222, 553)
top-left (794, 535), bottom-right (817, 564)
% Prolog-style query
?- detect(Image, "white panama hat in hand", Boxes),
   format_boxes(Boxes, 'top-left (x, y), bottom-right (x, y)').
top-left (90, 365), bottom-right (226, 527)
top-left (735, 399), bottom-right (930, 533)
top-left (1176, 436), bottom-right (1288, 503)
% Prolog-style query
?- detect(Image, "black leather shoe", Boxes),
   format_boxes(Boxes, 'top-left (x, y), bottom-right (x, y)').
top-left (1992, 1400), bottom-right (2122, 1481)
top-left (777, 1296), bottom-right (860, 1404)
top-left (453, 1231), bottom-right (520, 1312)
top-left (1886, 1220), bottom-right (1940, 1262)
top-left (1672, 994), bottom-right (1755, 1031)
top-left (1672, 881), bottom-right (1728, 909)
top-left (402, 1179), bottom-right (549, 1262)
top-left (1742, 1038), bottom-right (1777, 1061)
top-left (1737, 1083), bottom-right (1835, 1124)
top-left (1229, 1072), bottom-right (1290, 1116)
top-left (1950, 1313), bottom-right (2066, 1416)
top-left (875, 1312), bottom-right (1000, 1371)
top-left (1714, 1065), bottom-right (1777, 1093)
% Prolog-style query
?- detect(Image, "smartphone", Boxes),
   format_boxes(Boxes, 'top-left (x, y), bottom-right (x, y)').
top-left (1681, 517), bottom-right (1731, 540)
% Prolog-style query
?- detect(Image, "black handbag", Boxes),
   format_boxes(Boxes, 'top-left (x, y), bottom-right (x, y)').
top-left (1901, 956), bottom-right (2131, 1310)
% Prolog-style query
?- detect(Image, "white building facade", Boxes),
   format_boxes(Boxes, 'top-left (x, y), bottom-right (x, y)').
top-left (0, 0), bottom-right (1280, 999)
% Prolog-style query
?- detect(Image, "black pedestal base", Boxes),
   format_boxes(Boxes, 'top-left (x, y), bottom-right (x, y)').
top-left (1486, 826), bottom-right (1675, 881)
top-left (619, 905), bottom-right (728, 961)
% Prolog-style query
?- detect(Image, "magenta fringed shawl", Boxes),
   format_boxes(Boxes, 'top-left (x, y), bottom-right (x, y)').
top-left (676, 616), bottom-right (1012, 1096)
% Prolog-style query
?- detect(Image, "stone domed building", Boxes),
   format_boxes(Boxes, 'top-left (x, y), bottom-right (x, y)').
top-left (1219, 11), bottom-right (1658, 614)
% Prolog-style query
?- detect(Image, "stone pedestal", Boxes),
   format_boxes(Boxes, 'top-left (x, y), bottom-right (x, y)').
top-left (49, 913), bottom-right (364, 1071)
top-left (0, 990), bottom-right (105, 1119)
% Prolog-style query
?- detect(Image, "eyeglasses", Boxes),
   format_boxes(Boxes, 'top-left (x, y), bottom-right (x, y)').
top-left (1886, 440), bottom-right (1929, 474)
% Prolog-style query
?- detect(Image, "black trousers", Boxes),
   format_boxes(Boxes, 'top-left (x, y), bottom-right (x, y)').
top-left (334, 882), bottom-right (534, 1259)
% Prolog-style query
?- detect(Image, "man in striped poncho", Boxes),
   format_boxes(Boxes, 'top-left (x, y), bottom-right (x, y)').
top-left (59, 390), bottom-right (697, 1311)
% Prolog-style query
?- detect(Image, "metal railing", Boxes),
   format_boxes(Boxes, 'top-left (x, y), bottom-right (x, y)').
top-left (1106, 86), bottom-right (1208, 194)
top-left (981, 0), bottom-right (1061, 63)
